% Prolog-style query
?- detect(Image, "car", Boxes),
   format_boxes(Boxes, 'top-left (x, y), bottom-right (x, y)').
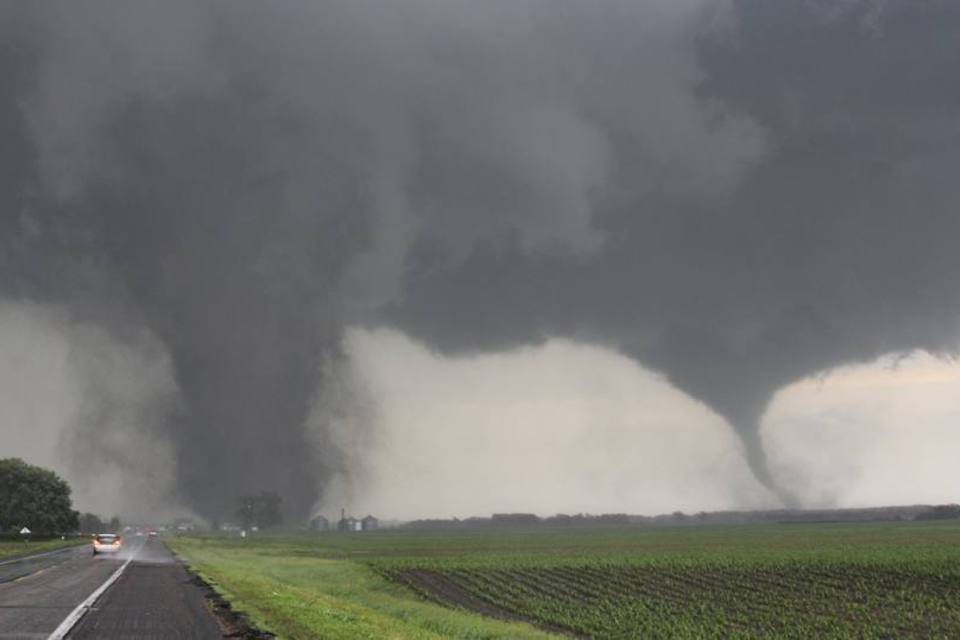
top-left (92, 533), bottom-right (122, 555)
top-left (148, 530), bottom-right (158, 537)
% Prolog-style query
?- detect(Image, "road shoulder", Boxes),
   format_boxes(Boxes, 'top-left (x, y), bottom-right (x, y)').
top-left (66, 538), bottom-right (226, 640)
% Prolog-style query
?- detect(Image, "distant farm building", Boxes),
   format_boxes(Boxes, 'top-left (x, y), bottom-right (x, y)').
top-left (336, 509), bottom-right (378, 532)
top-left (173, 518), bottom-right (197, 533)
top-left (338, 517), bottom-right (361, 532)
top-left (309, 515), bottom-right (329, 532)
top-left (337, 509), bottom-right (361, 532)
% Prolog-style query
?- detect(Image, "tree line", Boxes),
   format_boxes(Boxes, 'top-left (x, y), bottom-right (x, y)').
top-left (0, 458), bottom-right (78, 535)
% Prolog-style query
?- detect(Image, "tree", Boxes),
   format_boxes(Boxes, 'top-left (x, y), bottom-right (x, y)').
top-left (235, 491), bottom-right (283, 529)
top-left (0, 458), bottom-right (79, 534)
top-left (78, 512), bottom-right (105, 534)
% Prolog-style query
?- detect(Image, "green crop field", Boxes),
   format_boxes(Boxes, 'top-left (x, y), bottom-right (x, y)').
top-left (169, 520), bottom-right (960, 639)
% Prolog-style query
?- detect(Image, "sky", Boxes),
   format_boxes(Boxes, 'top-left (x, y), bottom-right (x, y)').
top-left (315, 330), bottom-right (960, 520)
top-left (0, 0), bottom-right (958, 521)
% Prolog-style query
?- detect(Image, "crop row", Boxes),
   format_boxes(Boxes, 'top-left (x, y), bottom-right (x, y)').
top-left (384, 561), bottom-right (960, 639)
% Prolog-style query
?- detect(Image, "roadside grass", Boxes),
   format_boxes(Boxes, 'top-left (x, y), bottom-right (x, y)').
top-left (0, 537), bottom-right (86, 560)
top-left (167, 536), bottom-right (560, 640)
top-left (169, 521), bottom-right (960, 639)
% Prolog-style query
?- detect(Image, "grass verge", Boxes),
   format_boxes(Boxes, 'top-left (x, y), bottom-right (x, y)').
top-left (167, 536), bottom-right (560, 640)
top-left (0, 537), bottom-right (86, 560)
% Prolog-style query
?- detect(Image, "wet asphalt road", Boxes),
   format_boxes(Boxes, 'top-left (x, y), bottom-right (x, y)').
top-left (0, 537), bottom-right (223, 640)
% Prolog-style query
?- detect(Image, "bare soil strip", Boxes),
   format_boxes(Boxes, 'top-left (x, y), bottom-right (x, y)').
top-left (183, 568), bottom-right (276, 639)
top-left (393, 569), bottom-right (583, 638)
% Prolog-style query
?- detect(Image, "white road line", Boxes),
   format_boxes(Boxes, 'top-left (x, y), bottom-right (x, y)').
top-left (46, 543), bottom-right (141, 640)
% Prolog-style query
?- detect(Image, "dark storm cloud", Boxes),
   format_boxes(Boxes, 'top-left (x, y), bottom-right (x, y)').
top-left (389, 0), bottom-right (960, 501)
top-left (2, 0), bottom-right (958, 514)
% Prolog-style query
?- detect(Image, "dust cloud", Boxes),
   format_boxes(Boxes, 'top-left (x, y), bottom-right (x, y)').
top-left (0, 301), bottom-right (183, 521)
top-left (315, 328), bottom-right (774, 519)
top-left (762, 350), bottom-right (960, 508)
